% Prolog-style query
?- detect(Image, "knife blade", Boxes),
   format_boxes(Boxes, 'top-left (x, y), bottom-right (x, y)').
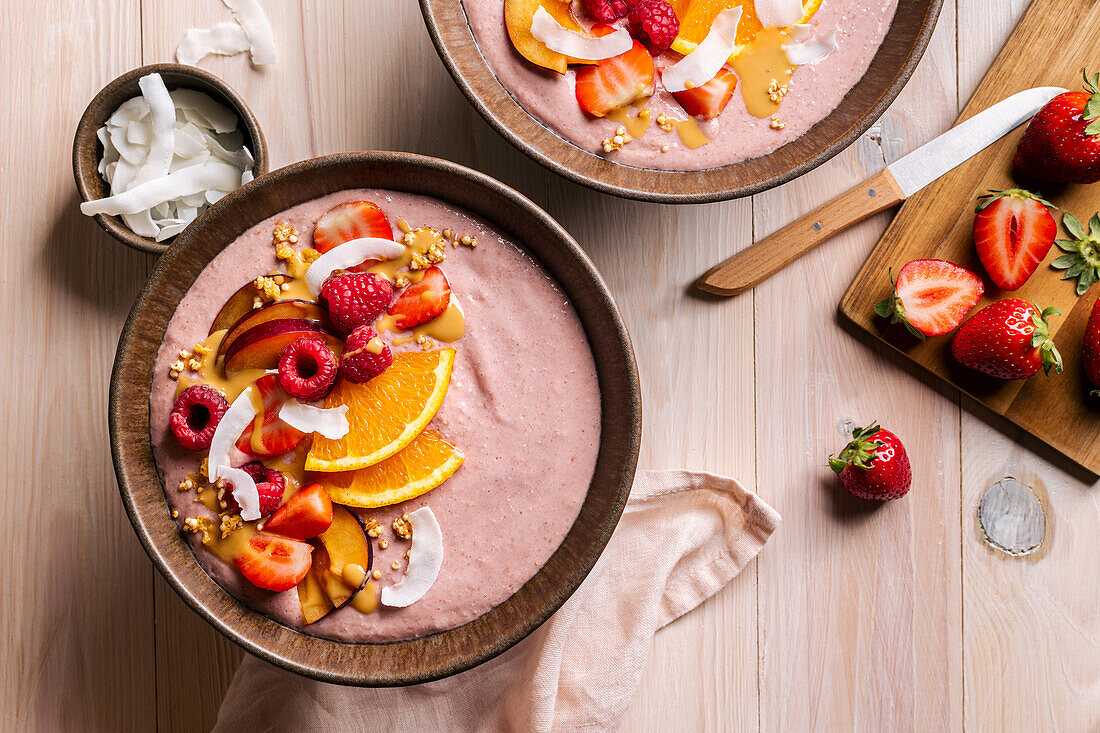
top-left (696, 86), bottom-right (1068, 297)
top-left (888, 86), bottom-right (1067, 197)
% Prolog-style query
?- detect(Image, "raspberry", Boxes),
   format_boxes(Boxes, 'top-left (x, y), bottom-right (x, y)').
top-left (278, 337), bottom-right (338, 401)
top-left (224, 461), bottom-right (285, 517)
top-left (627, 0), bottom-right (679, 54)
top-left (340, 326), bottom-right (393, 384)
top-left (583, 0), bottom-right (630, 22)
top-left (169, 385), bottom-right (229, 450)
top-left (320, 272), bottom-right (394, 335)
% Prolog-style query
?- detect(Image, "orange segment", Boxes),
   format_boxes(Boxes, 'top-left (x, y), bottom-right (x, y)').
top-left (305, 349), bottom-right (455, 472)
top-left (316, 431), bottom-right (465, 509)
top-left (670, 0), bottom-right (821, 61)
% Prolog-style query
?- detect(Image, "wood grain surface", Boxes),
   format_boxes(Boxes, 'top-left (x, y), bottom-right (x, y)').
top-left (3, 0), bottom-right (1098, 731)
top-left (840, 0), bottom-right (1100, 475)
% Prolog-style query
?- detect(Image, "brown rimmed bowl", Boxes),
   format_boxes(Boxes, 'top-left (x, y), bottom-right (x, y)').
top-left (73, 63), bottom-right (269, 255)
top-left (420, 0), bottom-right (943, 203)
top-left (109, 151), bottom-right (641, 685)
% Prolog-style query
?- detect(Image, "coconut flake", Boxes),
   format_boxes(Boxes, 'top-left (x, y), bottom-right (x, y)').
top-left (129, 74), bottom-right (177, 191)
top-left (176, 22), bottom-right (252, 66)
top-left (660, 7), bottom-right (742, 93)
top-left (207, 388), bottom-right (258, 485)
top-left (783, 26), bottom-right (837, 65)
top-left (380, 508), bottom-right (443, 608)
top-left (530, 6), bottom-right (632, 61)
top-left (304, 237), bottom-right (406, 295)
top-left (221, 466), bottom-right (262, 522)
top-left (222, 0), bottom-right (277, 66)
top-left (278, 401), bottom-right (349, 440)
top-left (755, 0), bottom-right (803, 28)
top-left (169, 89), bottom-right (239, 133)
top-left (81, 160), bottom-right (244, 216)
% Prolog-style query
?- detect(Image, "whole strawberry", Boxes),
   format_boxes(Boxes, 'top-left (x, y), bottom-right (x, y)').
top-left (951, 299), bottom-right (1063, 380)
top-left (1083, 300), bottom-right (1100, 397)
top-left (828, 424), bottom-right (912, 501)
top-left (1014, 70), bottom-right (1100, 183)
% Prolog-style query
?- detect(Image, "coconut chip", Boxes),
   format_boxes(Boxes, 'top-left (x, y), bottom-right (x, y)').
top-left (784, 25), bottom-right (837, 65)
top-left (755, 0), bottom-right (803, 28)
top-left (660, 7), bottom-right (743, 93)
top-left (222, 0), bottom-right (277, 66)
top-left (207, 387), bottom-right (258, 486)
top-left (305, 237), bottom-right (407, 295)
top-left (82, 74), bottom-right (254, 241)
top-left (278, 401), bottom-right (349, 440)
top-left (530, 6), bottom-right (632, 61)
top-left (176, 22), bottom-right (252, 66)
top-left (380, 507), bottom-right (443, 608)
top-left (220, 466), bottom-right (261, 522)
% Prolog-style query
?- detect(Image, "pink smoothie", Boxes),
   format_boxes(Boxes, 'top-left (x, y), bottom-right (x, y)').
top-left (462, 0), bottom-right (898, 170)
top-left (150, 189), bottom-right (602, 642)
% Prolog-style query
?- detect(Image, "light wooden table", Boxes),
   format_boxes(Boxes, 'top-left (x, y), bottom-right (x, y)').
top-left (5, 1), bottom-right (1098, 730)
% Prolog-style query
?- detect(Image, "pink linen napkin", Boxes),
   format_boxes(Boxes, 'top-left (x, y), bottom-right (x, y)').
top-left (213, 469), bottom-right (780, 732)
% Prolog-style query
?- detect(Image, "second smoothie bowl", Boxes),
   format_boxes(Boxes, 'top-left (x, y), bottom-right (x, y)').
top-left (110, 152), bottom-right (640, 685)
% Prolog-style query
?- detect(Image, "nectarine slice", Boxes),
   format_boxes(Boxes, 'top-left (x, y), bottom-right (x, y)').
top-left (505, 0), bottom-right (586, 74)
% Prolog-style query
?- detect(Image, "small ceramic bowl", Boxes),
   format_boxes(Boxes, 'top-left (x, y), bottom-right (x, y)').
top-left (110, 151), bottom-right (641, 685)
top-left (73, 63), bottom-right (269, 255)
top-left (420, 0), bottom-right (944, 203)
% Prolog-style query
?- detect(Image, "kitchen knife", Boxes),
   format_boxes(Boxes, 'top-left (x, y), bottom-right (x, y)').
top-left (695, 86), bottom-right (1067, 297)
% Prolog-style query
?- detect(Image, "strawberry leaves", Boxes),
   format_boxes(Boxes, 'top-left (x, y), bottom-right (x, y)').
top-left (1052, 211), bottom-right (1100, 295)
top-left (974, 188), bottom-right (1055, 213)
top-left (1083, 68), bottom-right (1100, 136)
top-left (828, 424), bottom-right (884, 473)
top-left (1028, 305), bottom-right (1064, 375)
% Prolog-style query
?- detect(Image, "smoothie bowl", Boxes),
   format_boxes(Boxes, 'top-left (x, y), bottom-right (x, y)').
top-left (110, 152), bottom-right (640, 685)
top-left (421, 0), bottom-right (942, 202)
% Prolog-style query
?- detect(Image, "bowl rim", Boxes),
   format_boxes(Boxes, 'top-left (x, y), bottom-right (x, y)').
top-left (72, 62), bottom-right (270, 255)
top-left (418, 0), bottom-right (945, 204)
top-left (110, 150), bottom-right (641, 685)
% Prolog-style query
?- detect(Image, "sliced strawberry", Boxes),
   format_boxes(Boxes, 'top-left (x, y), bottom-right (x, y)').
top-left (973, 189), bottom-right (1057, 291)
top-left (264, 484), bottom-right (334, 540)
top-left (575, 39), bottom-right (655, 117)
top-left (873, 259), bottom-right (984, 338)
top-left (388, 266), bottom-right (452, 330)
top-left (236, 374), bottom-right (306, 457)
top-left (669, 67), bottom-right (737, 120)
top-left (233, 532), bottom-right (313, 592)
top-left (312, 201), bottom-right (394, 253)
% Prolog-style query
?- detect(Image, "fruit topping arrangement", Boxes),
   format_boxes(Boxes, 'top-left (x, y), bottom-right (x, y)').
top-left (164, 199), bottom-right (477, 622)
top-left (504, 0), bottom-right (833, 153)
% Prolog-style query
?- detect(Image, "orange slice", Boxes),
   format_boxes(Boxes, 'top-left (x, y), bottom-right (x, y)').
top-left (316, 431), bottom-right (465, 509)
top-left (305, 349), bottom-right (455, 472)
top-left (670, 0), bottom-right (821, 62)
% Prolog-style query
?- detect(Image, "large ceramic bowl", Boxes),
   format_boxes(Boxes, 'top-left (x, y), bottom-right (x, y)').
top-left (420, 0), bottom-right (943, 203)
top-left (110, 151), bottom-right (641, 685)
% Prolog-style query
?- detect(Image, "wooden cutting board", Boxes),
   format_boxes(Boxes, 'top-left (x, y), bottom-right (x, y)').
top-left (839, 0), bottom-right (1100, 475)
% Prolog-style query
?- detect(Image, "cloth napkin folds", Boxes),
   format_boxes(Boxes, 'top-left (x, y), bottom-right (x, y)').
top-left (213, 469), bottom-right (780, 732)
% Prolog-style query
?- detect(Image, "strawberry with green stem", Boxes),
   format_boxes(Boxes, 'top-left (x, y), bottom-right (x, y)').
top-left (1052, 211), bottom-right (1100, 296)
top-left (1014, 69), bottom-right (1100, 184)
top-left (828, 424), bottom-right (912, 501)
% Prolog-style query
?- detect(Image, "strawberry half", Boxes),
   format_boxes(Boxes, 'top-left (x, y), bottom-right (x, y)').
top-left (669, 67), bottom-right (737, 120)
top-left (312, 201), bottom-right (394, 253)
top-left (575, 38), bottom-right (655, 117)
top-left (233, 532), bottom-right (313, 592)
top-left (874, 259), bottom-right (984, 339)
top-left (973, 189), bottom-right (1057, 291)
top-left (1052, 211), bottom-right (1100, 296)
top-left (264, 483), bottom-right (334, 540)
top-left (951, 299), bottom-right (1064, 380)
top-left (388, 266), bottom-right (452, 330)
top-left (828, 424), bottom-right (912, 501)
top-left (1014, 70), bottom-right (1100, 184)
top-left (236, 374), bottom-right (307, 457)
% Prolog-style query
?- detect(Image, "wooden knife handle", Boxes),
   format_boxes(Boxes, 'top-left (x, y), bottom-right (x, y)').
top-left (695, 168), bottom-right (906, 297)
